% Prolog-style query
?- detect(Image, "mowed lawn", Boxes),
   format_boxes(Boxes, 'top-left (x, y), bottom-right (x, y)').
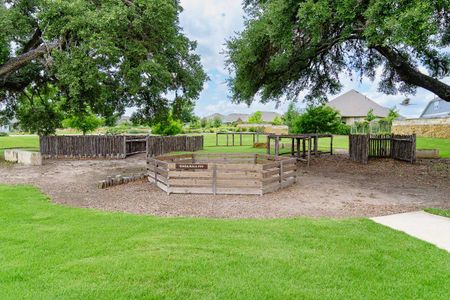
top-left (1, 134), bottom-right (450, 158)
top-left (0, 185), bottom-right (449, 299)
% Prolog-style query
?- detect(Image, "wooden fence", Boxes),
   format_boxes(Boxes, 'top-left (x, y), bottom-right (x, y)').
top-left (40, 135), bottom-right (204, 159)
top-left (148, 153), bottom-right (297, 195)
top-left (146, 135), bottom-right (204, 157)
top-left (349, 134), bottom-right (416, 164)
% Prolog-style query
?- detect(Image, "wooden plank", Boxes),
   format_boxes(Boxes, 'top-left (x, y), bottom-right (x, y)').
top-left (217, 171), bottom-right (262, 179)
top-left (216, 188), bottom-right (261, 195)
top-left (216, 179), bottom-right (261, 188)
top-left (168, 171), bottom-right (213, 178)
top-left (215, 163), bottom-right (262, 171)
top-left (262, 161), bottom-right (280, 170)
top-left (170, 187), bottom-right (213, 194)
top-left (170, 178), bottom-right (213, 186)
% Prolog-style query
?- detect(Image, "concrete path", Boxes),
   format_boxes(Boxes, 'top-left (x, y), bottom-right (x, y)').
top-left (371, 211), bottom-right (450, 252)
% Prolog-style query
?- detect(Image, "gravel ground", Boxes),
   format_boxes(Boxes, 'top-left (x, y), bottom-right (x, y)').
top-left (0, 154), bottom-right (448, 218)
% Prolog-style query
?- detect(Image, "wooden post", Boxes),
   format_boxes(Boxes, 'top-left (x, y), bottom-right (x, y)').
top-left (275, 136), bottom-right (280, 158)
top-left (302, 138), bottom-right (306, 158)
top-left (253, 133), bottom-right (256, 146)
top-left (296, 138), bottom-right (300, 159)
top-left (232, 133), bottom-right (235, 146)
top-left (307, 137), bottom-right (311, 167)
top-left (330, 135), bottom-right (333, 155)
top-left (212, 164), bottom-right (217, 195)
top-left (240, 132), bottom-right (243, 146)
top-left (291, 138), bottom-right (295, 157)
top-left (123, 136), bottom-right (127, 158)
top-left (256, 133), bottom-right (259, 143)
top-left (314, 135), bottom-right (318, 156)
top-left (216, 133), bottom-right (218, 146)
top-left (279, 160), bottom-right (283, 187)
top-left (226, 133), bottom-right (229, 146)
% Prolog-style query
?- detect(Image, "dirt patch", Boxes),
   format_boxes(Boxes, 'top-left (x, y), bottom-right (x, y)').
top-left (1, 154), bottom-right (448, 218)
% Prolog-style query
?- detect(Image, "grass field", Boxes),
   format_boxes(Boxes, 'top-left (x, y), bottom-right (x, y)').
top-left (425, 208), bottom-right (450, 218)
top-left (1, 134), bottom-right (449, 158)
top-left (0, 185), bottom-right (449, 299)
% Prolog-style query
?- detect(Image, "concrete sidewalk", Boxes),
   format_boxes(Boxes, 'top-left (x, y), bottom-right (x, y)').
top-left (371, 211), bottom-right (450, 252)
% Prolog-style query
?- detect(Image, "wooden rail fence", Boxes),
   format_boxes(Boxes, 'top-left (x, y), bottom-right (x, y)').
top-left (349, 134), bottom-right (416, 164)
top-left (40, 135), bottom-right (203, 159)
top-left (148, 153), bottom-right (297, 195)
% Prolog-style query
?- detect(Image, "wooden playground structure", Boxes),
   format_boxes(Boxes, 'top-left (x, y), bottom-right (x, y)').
top-left (216, 132), bottom-right (265, 146)
top-left (266, 134), bottom-right (334, 166)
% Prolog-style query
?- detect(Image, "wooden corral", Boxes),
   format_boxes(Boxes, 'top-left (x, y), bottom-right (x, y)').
top-left (40, 135), bottom-right (203, 159)
top-left (349, 134), bottom-right (416, 164)
top-left (147, 153), bottom-right (297, 195)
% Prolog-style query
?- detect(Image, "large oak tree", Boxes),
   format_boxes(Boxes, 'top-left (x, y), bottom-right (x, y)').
top-left (0, 0), bottom-right (206, 132)
top-left (226, 0), bottom-right (450, 105)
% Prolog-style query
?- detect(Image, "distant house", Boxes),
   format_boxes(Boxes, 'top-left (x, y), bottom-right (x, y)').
top-left (206, 111), bottom-right (281, 124)
top-left (0, 118), bottom-right (17, 133)
top-left (328, 90), bottom-right (391, 125)
top-left (420, 98), bottom-right (450, 119)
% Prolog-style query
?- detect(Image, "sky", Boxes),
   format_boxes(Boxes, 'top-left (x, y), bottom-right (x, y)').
top-left (178, 0), bottom-right (449, 118)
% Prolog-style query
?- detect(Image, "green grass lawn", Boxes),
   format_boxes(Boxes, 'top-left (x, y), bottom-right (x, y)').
top-left (0, 135), bottom-right (40, 159)
top-left (425, 208), bottom-right (450, 218)
top-left (0, 185), bottom-right (449, 299)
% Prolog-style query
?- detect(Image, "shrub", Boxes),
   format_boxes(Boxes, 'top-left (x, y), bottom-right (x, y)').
top-left (105, 127), bottom-right (124, 135)
top-left (0, 132), bottom-right (9, 137)
top-left (152, 119), bottom-right (183, 136)
top-left (292, 105), bottom-right (342, 134)
top-left (335, 123), bottom-right (351, 135)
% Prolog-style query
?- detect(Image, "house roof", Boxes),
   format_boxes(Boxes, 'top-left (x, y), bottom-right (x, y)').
top-left (328, 90), bottom-right (390, 118)
top-left (206, 111), bottom-right (281, 123)
top-left (420, 98), bottom-right (450, 118)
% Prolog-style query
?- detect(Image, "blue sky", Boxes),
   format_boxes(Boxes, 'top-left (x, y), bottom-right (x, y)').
top-left (179, 0), bottom-right (449, 118)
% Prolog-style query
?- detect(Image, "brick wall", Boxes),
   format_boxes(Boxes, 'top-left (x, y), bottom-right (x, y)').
top-left (392, 118), bottom-right (450, 138)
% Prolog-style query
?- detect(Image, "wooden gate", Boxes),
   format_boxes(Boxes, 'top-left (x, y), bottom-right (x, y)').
top-left (349, 134), bottom-right (416, 164)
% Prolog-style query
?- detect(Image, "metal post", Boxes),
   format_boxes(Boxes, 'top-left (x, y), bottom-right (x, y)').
top-left (267, 136), bottom-right (271, 155)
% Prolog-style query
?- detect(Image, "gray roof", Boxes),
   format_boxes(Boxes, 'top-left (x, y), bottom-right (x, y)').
top-left (420, 98), bottom-right (450, 118)
top-left (328, 90), bottom-right (390, 118)
top-left (206, 111), bottom-right (281, 123)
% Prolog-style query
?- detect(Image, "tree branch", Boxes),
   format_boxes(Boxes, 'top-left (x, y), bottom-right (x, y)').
top-left (373, 45), bottom-right (450, 101)
top-left (0, 41), bottom-right (59, 80)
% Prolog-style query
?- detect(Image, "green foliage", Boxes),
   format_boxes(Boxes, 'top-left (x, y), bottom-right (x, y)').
top-left (292, 106), bottom-right (342, 134)
top-left (227, 0), bottom-right (450, 105)
top-left (211, 116), bottom-right (222, 128)
top-left (15, 85), bottom-right (64, 136)
top-left (0, 132), bottom-right (8, 137)
top-left (335, 123), bottom-right (351, 135)
top-left (284, 103), bottom-right (301, 133)
top-left (152, 117), bottom-right (183, 136)
top-left (365, 109), bottom-right (377, 122)
top-left (271, 115), bottom-right (283, 125)
top-left (248, 111), bottom-right (263, 124)
top-left (1, 0), bottom-right (207, 127)
top-left (62, 111), bottom-right (104, 135)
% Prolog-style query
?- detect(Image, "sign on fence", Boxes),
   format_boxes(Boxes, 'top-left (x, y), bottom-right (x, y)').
top-left (175, 163), bottom-right (208, 170)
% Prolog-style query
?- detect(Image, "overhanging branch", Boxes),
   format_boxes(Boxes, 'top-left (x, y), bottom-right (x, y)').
top-left (373, 45), bottom-right (450, 101)
top-left (0, 41), bottom-right (59, 80)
